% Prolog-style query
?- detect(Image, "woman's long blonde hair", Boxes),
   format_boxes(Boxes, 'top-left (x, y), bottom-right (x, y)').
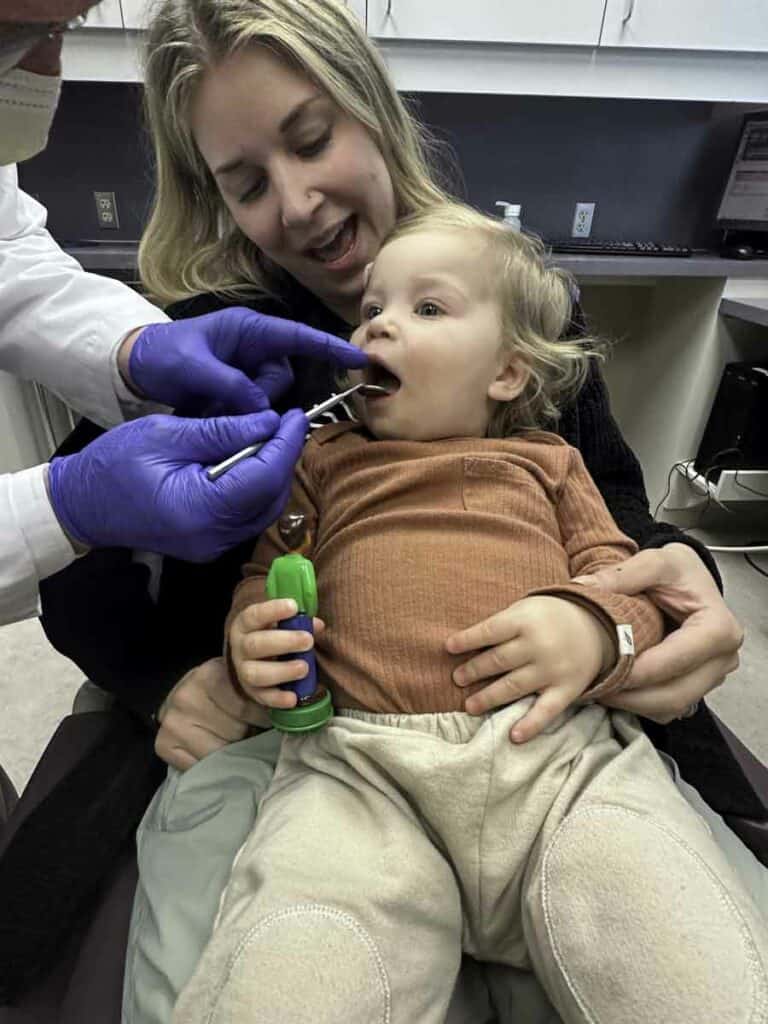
top-left (139, 0), bottom-right (452, 307)
top-left (384, 203), bottom-right (604, 433)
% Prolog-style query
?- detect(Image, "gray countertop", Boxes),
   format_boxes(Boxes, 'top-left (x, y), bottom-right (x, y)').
top-left (555, 254), bottom-right (768, 279)
top-left (720, 296), bottom-right (768, 329)
top-left (66, 245), bottom-right (140, 273)
top-left (64, 245), bottom-right (768, 280)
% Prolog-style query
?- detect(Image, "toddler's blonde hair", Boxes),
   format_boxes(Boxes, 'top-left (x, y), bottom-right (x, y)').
top-left (382, 203), bottom-right (603, 433)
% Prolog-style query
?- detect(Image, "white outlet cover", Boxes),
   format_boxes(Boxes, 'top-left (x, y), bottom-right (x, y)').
top-left (572, 202), bottom-right (595, 238)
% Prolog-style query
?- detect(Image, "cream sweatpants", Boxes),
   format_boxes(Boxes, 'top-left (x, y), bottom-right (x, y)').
top-left (174, 701), bottom-right (768, 1024)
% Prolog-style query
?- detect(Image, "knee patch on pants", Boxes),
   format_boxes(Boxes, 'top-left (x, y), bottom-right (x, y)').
top-left (533, 805), bottom-right (768, 1024)
top-left (187, 903), bottom-right (391, 1024)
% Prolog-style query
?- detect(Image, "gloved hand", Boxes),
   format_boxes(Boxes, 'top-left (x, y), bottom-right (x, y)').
top-left (123, 307), bottom-right (367, 414)
top-left (47, 409), bottom-right (307, 562)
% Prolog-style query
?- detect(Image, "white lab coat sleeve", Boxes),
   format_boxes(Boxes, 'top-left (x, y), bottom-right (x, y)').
top-left (0, 464), bottom-right (75, 626)
top-left (0, 164), bottom-right (169, 428)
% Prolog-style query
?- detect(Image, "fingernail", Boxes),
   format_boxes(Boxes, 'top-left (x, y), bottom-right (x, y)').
top-left (510, 729), bottom-right (524, 743)
top-left (284, 599), bottom-right (297, 615)
top-left (453, 670), bottom-right (466, 686)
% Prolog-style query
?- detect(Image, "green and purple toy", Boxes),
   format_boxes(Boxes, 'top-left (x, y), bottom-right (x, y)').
top-left (266, 513), bottom-right (333, 733)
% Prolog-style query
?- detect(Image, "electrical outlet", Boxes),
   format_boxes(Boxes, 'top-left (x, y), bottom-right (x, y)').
top-left (94, 191), bottom-right (120, 229)
top-left (572, 202), bottom-right (595, 239)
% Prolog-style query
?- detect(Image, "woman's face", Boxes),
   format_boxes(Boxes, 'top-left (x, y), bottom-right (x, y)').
top-left (191, 47), bottom-right (397, 325)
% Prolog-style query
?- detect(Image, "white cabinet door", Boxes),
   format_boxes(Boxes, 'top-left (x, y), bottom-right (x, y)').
top-left (602, 0), bottom-right (768, 53)
top-left (122, 0), bottom-right (364, 31)
top-left (121, 0), bottom-right (150, 30)
top-left (345, 0), bottom-right (366, 25)
top-left (367, 0), bottom-right (607, 46)
top-left (81, 0), bottom-right (124, 29)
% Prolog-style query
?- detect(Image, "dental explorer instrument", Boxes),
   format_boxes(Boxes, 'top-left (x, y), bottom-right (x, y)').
top-left (205, 381), bottom-right (390, 481)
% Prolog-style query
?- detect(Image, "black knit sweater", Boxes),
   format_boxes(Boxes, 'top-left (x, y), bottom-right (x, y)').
top-left (0, 283), bottom-right (755, 1004)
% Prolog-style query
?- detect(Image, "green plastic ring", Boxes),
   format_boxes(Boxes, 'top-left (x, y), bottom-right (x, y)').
top-left (269, 690), bottom-right (334, 734)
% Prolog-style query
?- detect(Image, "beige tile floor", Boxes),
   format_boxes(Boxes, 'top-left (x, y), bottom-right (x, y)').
top-left (0, 552), bottom-right (766, 797)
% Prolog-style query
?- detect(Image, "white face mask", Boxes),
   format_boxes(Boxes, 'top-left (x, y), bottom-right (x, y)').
top-left (0, 66), bottom-right (61, 166)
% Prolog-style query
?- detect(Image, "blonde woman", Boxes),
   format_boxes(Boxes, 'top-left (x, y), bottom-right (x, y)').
top-left (26, 2), bottom-right (761, 1023)
top-left (138, 0), bottom-right (739, 733)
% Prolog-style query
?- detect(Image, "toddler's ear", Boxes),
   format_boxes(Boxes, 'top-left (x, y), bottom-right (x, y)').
top-left (488, 356), bottom-right (529, 402)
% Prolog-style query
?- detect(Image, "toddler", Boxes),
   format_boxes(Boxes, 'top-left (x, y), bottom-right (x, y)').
top-left (174, 204), bottom-right (768, 1024)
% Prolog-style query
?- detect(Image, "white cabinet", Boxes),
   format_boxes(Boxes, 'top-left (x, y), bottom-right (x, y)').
top-left (60, 0), bottom-right (768, 101)
top-left (81, 0), bottom-right (124, 29)
top-left (367, 0), bottom-right (607, 46)
top-left (121, 0), bottom-right (364, 31)
top-left (601, 0), bottom-right (768, 53)
top-left (121, 0), bottom-right (150, 30)
top-left (345, 0), bottom-right (366, 25)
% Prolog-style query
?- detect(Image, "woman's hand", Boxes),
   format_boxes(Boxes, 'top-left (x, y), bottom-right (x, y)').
top-left (446, 595), bottom-right (614, 743)
top-left (155, 657), bottom-right (270, 771)
top-left (572, 543), bottom-right (743, 723)
top-left (230, 599), bottom-right (325, 710)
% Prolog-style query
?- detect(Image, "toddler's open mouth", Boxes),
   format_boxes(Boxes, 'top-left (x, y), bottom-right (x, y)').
top-left (363, 357), bottom-right (400, 396)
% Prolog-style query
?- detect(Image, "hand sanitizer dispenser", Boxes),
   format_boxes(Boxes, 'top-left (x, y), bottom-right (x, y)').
top-left (495, 201), bottom-right (522, 232)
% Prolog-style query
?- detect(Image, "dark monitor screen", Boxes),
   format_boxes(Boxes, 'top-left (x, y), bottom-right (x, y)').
top-left (717, 111), bottom-right (768, 232)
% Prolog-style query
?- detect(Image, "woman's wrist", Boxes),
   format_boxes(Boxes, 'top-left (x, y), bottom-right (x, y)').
top-left (649, 536), bottom-right (722, 592)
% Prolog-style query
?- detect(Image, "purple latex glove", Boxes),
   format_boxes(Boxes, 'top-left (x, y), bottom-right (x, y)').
top-left (126, 308), bottom-right (368, 414)
top-left (48, 409), bottom-right (307, 562)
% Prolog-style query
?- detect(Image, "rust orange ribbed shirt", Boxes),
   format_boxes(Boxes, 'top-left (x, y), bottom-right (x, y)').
top-left (227, 424), bottom-right (664, 714)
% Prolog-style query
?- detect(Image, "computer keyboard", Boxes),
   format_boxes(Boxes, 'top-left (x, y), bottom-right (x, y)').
top-left (548, 240), bottom-right (692, 257)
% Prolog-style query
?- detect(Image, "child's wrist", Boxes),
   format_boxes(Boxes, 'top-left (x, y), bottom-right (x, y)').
top-left (568, 602), bottom-right (616, 679)
top-left (595, 621), bottom-right (617, 676)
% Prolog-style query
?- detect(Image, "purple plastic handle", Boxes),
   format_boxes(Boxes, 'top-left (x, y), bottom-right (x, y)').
top-left (278, 612), bottom-right (318, 701)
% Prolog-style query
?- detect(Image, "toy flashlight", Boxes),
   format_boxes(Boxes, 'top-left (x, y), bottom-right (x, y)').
top-left (266, 513), bottom-right (333, 733)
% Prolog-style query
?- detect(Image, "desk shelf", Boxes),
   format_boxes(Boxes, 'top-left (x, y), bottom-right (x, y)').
top-left (720, 297), bottom-right (768, 329)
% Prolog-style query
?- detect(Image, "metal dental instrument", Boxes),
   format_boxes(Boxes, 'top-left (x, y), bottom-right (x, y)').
top-left (206, 382), bottom-right (390, 481)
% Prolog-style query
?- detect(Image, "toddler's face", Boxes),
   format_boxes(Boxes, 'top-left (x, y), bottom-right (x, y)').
top-left (349, 228), bottom-right (525, 441)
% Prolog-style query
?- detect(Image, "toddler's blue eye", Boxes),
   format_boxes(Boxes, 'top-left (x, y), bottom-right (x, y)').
top-left (417, 301), bottom-right (442, 317)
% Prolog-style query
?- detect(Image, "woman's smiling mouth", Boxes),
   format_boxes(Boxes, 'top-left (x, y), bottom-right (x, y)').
top-left (307, 215), bottom-right (358, 268)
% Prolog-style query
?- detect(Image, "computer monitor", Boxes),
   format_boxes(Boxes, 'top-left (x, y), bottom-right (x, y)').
top-left (717, 111), bottom-right (768, 233)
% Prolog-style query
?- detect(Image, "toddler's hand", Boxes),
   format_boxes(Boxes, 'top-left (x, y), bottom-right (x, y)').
top-left (446, 596), bottom-right (614, 743)
top-left (229, 598), bottom-right (325, 710)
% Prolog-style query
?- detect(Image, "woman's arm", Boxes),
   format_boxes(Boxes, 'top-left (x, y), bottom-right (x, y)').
top-left (154, 658), bottom-right (269, 770)
top-left (562, 361), bottom-right (742, 723)
top-left (562, 361), bottom-right (722, 588)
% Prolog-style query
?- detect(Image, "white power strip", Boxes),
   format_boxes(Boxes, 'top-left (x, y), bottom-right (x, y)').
top-left (674, 461), bottom-right (768, 503)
